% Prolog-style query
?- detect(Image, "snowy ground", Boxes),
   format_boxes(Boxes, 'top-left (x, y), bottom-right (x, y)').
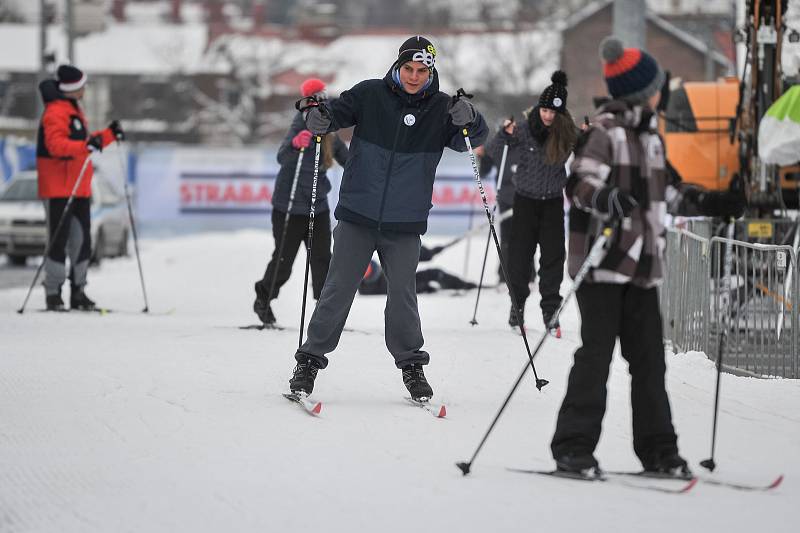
top-left (0, 229), bottom-right (797, 532)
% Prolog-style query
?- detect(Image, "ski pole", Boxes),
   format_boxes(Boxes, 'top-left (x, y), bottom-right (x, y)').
top-left (298, 135), bottom-right (322, 349)
top-left (470, 141), bottom-right (509, 325)
top-left (454, 88), bottom-right (547, 391)
top-left (115, 140), bottom-right (150, 313)
top-left (17, 155), bottom-right (93, 314)
top-left (266, 145), bottom-right (305, 307)
top-left (457, 225), bottom-right (614, 476)
top-left (701, 219), bottom-right (736, 472)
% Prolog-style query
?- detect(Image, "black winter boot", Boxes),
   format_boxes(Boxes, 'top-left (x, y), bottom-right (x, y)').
top-left (643, 450), bottom-right (692, 477)
top-left (45, 292), bottom-right (65, 311)
top-left (555, 451), bottom-right (600, 475)
top-left (253, 281), bottom-right (276, 325)
top-left (289, 356), bottom-right (320, 395)
top-left (543, 313), bottom-right (561, 338)
top-left (401, 364), bottom-right (434, 400)
top-left (70, 289), bottom-right (96, 311)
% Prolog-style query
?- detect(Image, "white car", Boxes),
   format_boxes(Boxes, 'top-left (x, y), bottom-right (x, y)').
top-left (0, 171), bottom-right (130, 266)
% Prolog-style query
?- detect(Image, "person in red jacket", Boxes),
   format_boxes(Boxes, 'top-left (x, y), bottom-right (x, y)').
top-left (36, 64), bottom-right (121, 311)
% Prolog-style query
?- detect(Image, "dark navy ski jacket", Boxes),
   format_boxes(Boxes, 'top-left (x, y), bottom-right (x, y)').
top-left (273, 111), bottom-right (349, 216)
top-left (319, 68), bottom-right (488, 234)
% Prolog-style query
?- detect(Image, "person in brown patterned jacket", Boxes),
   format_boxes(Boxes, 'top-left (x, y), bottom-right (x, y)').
top-left (550, 37), bottom-right (744, 476)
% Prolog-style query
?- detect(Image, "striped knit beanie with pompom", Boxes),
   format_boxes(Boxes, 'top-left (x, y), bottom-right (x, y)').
top-left (599, 36), bottom-right (664, 104)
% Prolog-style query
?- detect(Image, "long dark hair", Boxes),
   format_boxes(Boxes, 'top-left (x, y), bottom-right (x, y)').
top-left (527, 106), bottom-right (578, 165)
top-left (322, 134), bottom-right (334, 169)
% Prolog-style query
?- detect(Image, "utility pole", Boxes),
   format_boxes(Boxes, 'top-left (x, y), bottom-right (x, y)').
top-left (66, 0), bottom-right (74, 62)
top-left (39, 0), bottom-right (47, 78)
top-left (37, 0), bottom-right (48, 117)
top-left (613, 0), bottom-right (646, 49)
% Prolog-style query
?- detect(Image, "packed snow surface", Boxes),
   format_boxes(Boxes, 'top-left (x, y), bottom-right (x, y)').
top-left (0, 229), bottom-right (797, 532)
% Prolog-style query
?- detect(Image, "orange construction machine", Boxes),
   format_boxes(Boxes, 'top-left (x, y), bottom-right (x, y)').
top-left (661, 0), bottom-right (800, 210)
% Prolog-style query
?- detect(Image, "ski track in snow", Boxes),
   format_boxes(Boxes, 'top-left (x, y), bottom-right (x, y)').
top-left (0, 229), bottom-right (797, 532)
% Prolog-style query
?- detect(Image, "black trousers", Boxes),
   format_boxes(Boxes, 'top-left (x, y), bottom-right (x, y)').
top-left (551, 283), bottom-right (679, 466)
top-left (508, 194), bottom-right (564, 323)
top-left (43, 197), bottom-right (91, 295)
top-left (258, 209), bottom-right (331, 301)
top-left (497, 198), bottom-right (512, 283)
top-left (498, 198), bottom-right (536, 284)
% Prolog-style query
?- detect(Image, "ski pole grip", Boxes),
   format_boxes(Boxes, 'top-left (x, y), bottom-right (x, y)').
top-left (452, 87), bottom-right (474, 104)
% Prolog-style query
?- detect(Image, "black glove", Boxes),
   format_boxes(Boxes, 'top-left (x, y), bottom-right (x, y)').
top-left (304, 105), bottom-right (332, 135)
top-left (87, 134), bottom-right (104, 152)
top-left (592, 186), bottom-right (638, 219)
top-left (448, 98), bottom-right (476, 126)
top-left (698, 190), bottom-right (746, 219)
top-left (109, 120), bottom-right (125, 141)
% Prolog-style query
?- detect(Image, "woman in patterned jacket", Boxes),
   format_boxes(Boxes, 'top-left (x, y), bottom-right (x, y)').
top-left (487, 71), bottom-right (578, 336)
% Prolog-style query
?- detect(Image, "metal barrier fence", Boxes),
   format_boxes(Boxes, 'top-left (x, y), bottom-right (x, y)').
top-left (662, 226), bottom-right (799, 378)
top-left (662, 229), bottom-right (710, 355)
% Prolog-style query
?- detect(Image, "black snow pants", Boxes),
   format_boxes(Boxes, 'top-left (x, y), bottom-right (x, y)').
top-left (257, 209), bottom-right (331, 301)
top-left (550, 283), bottom-right (679, 467)
top-left (43, 197), bottom-right (92, 295)
top-left (507, 194), bottom-right (564, 324)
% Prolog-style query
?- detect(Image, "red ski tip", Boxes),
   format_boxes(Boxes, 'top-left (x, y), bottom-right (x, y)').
top-left (311, 402), bottom-right (322, 415)
top-left (681, 478), bottom-right (699, 493)
top-left (436, 405), bottom-right (447, 418)
top-left (768, 475), bottom-right (784, 489)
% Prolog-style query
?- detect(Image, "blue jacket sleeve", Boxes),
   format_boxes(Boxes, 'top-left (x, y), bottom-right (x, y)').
top-left (277, 112), bottom-right (308, 166)
top-left (446, 110), bottom-right (489, 152)
top-left (323, 82), bottom-right (369, 131)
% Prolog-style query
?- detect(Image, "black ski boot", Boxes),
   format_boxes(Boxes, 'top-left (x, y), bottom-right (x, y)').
top-left (253, 282), bottom-right (277, 325)
top-left (70, 289), bottom-right (96, 311)
top-left (555, 451), bottom-right (601, 476)
top-left (45, 292), bottom-right (65, 311)
top-left (508, 304), bottom-right (524, 328)
top-left (543, 313), bottom-right (561, 338)
top-left (289, 356), bottom-right (320, 395)
top-left (401, 364), bottom-right (434, 401)
top-left (643, 450), bottom-right (692, 478)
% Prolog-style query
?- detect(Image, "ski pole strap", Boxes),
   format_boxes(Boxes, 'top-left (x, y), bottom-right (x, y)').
top-left (452, 87), bottom-right (474, 104)
top-left (294, 95), bottom-right (317, 112)
top-left (295, 95), bottom-right (329, 115)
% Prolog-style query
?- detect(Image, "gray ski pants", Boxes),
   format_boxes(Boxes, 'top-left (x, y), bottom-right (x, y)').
top-left (296, 220), bottom-right (430, 369)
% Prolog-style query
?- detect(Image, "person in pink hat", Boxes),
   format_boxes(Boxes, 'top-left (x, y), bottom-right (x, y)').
top-left (253, 78), bottom-right (348, 326)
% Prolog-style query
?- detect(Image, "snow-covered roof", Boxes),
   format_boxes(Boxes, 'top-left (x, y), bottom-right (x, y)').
top-left (202, 29), bottom-right (561, 96)
top-left (0, 22), bottom-right (559, 94)
top-left (0, 22), bottom-right (215, 75)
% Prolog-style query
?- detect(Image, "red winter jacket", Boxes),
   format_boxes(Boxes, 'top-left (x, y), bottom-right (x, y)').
top-left (36, 81), bottom-right (115, 198)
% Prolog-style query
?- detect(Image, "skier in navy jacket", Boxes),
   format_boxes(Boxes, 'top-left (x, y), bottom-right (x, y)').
top-left (287, 35), bottom-right (488, 400)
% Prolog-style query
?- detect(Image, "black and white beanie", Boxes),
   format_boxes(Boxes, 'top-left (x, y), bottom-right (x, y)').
top-left (395, 35), bottom-right (437, 69)
top-left (57, 64), bottom-right (87, 93)
top-left (538, 70), bottom-right (568, 113)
